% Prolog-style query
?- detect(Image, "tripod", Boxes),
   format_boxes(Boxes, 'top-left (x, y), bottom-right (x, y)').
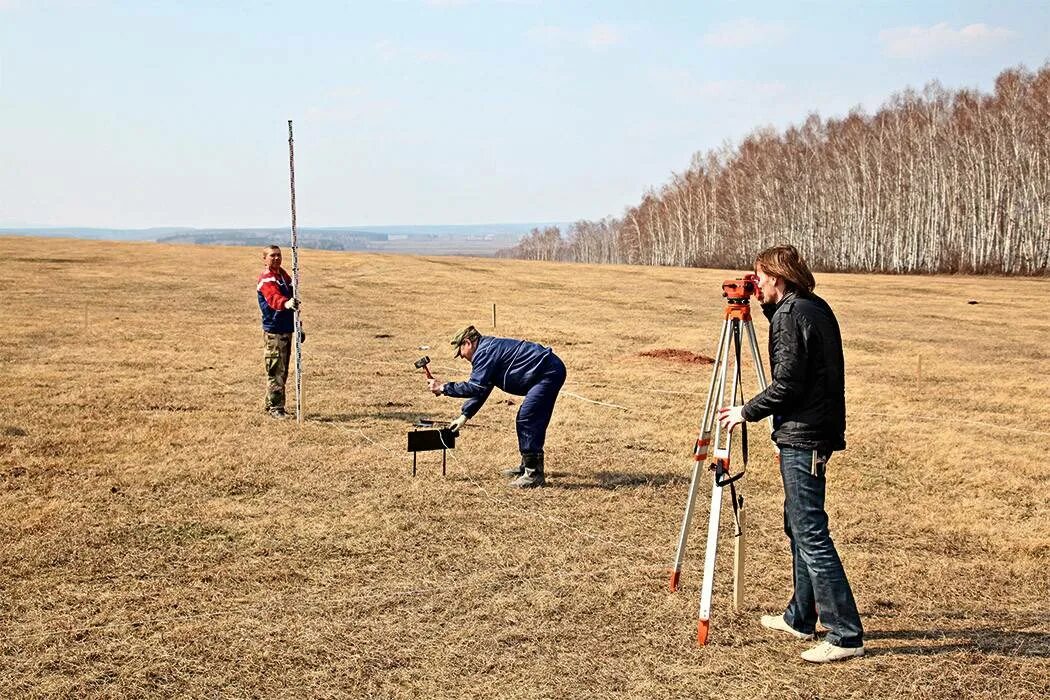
top-left (669, 276), bottom-right (774, 646)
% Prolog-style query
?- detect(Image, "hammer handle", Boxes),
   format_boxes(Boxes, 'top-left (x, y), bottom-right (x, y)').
top-left (424, 366), bottom-right (434, 380)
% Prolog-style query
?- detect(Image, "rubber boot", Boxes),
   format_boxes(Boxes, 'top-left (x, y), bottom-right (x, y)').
top-left (502, 453), bottom-right (525, 478)
top-left (509, 453), bottom-right (545, 488)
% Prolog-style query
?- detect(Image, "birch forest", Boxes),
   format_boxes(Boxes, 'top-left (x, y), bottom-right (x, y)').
top-left (503, 65), bottom-right (1049, 275)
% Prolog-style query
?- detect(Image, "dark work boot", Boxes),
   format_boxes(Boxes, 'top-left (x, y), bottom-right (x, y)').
top-left (509, 453), bottom-right (545, 488)
top-left (502, 454), bottom-right (526, 478)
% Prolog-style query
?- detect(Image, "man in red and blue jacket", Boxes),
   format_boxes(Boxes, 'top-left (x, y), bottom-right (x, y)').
top-left (427, 325), bottom-right (566, 488)
top-left (256, 245), bottom-right (301, 418)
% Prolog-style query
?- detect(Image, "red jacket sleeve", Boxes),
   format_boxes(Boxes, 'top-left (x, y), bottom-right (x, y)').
top-left (257, 273), bottom-right (290, 310)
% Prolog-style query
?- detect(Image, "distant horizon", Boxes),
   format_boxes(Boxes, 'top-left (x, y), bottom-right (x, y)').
top-left (0, 221), bottom-right (566, 232)
top-left (0, 222), bottom-right (559, 251)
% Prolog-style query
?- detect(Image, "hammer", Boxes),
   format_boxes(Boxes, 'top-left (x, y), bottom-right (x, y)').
top-left (414, 356), bottom-right (434, 379)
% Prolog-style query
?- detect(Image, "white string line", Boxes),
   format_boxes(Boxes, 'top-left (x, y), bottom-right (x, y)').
top-left (335, 420), bottom-right (639, 553)
top-left (355, 358), bottom-right (635, 411)
top-left (80, 315), bottom-right (1050, 440)
top-left (386, 355), bottom-right (1050, 438)
top-left (561, 391), bottom-right (631, 411)
top-left (435, 442), bottom-right (694, 596)
top-left (348, 425), bottom-right (380, 445)
top-left (183, 352), bottom-right (1048, 439)
top-left (360, 356), bottom-right (1050, 437)
top-left (569, 385), bottom-right (699, 396)
top-left (336, 422), bottom-right (685, 591)
top-left (559, 383), bottom-right (1050, 437)
top-left (852, 412), bottom-right (1050, 438)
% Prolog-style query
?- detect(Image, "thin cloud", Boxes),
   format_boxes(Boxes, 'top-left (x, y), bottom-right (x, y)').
top-left (585, 23), bottom-right (622, 50)
top-left (374, 39), bottom-right (456, 64)
top-left (658, 69), bottom-right (789, 104)
top-left (304, 87), bottom-right (364, 121)
top-left (525, 24), bottom-right (569, 45)
top-left (1, 0), bottom-right (100, 10)
top-left (526, 23), bottom-right (624, 51)
top-left (879, 22), bottom-right (1016, 58)
top-left (423, 0), bottom-right (539, 6)
top-left (701, 18), bottom-right (790, 49)
top-left (695, 79), bottom-right (788, 100)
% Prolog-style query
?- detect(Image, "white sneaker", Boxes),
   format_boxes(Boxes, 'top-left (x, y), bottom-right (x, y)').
top-left (760, 614), bottom-right (815, 641)
top-left (801, 640), bottom-right (865, 663)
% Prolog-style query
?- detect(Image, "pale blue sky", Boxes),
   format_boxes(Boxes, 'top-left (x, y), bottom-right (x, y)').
top-left (1, 0), bottom-right (1047, 228)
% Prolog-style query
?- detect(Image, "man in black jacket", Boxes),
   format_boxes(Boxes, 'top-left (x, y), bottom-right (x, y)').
top-left (718, 244), bottom-right (864, 663)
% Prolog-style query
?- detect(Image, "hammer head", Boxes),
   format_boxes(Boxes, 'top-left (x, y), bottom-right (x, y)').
top-left (413, 356), bottom-right (431, 369)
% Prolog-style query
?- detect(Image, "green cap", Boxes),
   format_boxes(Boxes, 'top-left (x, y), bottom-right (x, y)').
top-left (450, 325), bottom-right (480, 357)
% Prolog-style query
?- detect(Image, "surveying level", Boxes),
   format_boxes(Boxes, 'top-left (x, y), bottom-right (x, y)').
top-left (669, 274), bottom-right (776, 646)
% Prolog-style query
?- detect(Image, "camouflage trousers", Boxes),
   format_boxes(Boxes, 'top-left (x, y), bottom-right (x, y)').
top-left (263, 332), bottom-right (292, 411)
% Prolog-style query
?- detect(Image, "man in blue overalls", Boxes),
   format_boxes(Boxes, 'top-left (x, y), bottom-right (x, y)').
top-left (427, 325), bottom-right (566, 488)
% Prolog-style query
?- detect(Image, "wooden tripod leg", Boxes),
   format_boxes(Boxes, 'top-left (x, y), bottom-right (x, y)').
top-left (697, 471), bottom-right (724, 646)
top-left (670, 317), bottom-right (731, 592)
top-left (695, 325), bottom-right (735, 645)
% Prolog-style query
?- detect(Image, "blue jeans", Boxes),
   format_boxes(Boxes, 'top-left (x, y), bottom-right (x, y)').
top-left (779, 446), bottom-right (864, 648)
top-left (515, 357), bottom-right (566, 454)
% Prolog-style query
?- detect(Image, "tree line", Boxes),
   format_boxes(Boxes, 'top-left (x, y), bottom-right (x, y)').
top-left (502, 64), bottom-right (1049, 275)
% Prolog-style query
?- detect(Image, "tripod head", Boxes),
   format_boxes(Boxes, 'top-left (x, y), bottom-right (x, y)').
top-left (722, 274), bottom-right (759, 303)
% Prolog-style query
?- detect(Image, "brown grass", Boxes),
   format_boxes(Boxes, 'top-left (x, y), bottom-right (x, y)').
top-left (2, 236), bottom-right (1048, 698)
top-left (637, 348), bottom-right (714, 364)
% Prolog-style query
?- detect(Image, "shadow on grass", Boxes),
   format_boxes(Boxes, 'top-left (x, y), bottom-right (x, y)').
top-left (399, 472), bottom-right (690, 491)
top-left (313, 411), bottom-right (430, 424)
top-left (868, 627), bottom-right (1050, 657)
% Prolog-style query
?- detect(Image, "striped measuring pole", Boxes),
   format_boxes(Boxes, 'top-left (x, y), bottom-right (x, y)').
top-left (288, 120), bottom-right (303, 424)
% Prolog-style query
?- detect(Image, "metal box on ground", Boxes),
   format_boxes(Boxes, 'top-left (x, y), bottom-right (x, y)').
top-left (406, 420), bottom-right (457, 476)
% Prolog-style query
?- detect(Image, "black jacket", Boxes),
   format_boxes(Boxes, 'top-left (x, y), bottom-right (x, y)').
top-left (742, 290), bottom-right (846, 452)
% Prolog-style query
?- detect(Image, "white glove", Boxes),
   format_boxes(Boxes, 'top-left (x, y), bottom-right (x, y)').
top-left (284, 298), bottom-right (300, 311)
top-left (717, 405), bottom-right (745, 431)
top-left (448, 414), bottom-right (468, 432)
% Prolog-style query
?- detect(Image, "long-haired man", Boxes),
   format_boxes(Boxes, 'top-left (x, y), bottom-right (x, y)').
top-left (719, 244), bottom-right (864, 663)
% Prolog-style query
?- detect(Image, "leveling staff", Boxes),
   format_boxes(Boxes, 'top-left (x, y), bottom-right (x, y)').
top-left (427, 325), bottom-right (566, 488)
top-left (719, 244), bottom-right (865, 664)
top-left (256, 245), bottom-right (303, 419)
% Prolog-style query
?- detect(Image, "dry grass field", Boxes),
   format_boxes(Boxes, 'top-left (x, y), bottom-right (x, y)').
top-left (2, 235), bottom-right (1048, 699)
